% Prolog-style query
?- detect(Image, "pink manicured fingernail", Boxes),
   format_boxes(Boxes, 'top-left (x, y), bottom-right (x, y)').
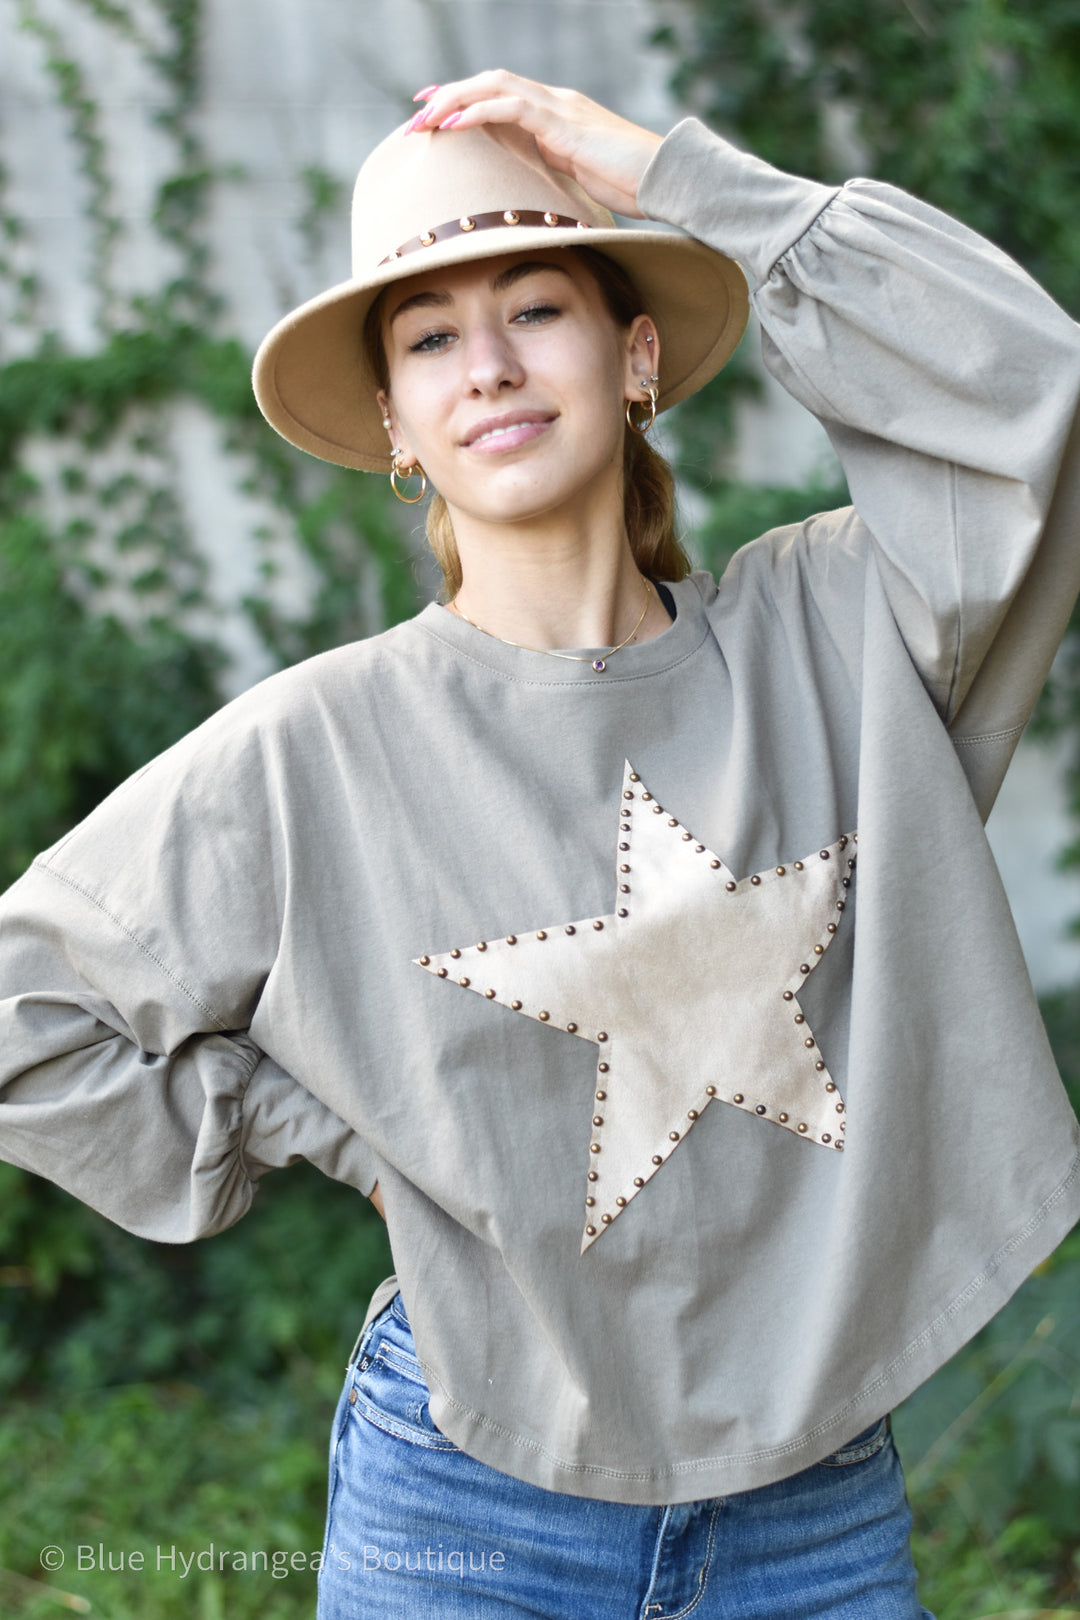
top-left (412, 84), bottom-right (439, 102)
top-left (405, 108), bottom-right (428, 134)
top-left (439, 111), bottom-right (462, 130)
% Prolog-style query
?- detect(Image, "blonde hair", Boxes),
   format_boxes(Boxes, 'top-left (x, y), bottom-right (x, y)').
top-left (365, 246), bottom-right (690, 599)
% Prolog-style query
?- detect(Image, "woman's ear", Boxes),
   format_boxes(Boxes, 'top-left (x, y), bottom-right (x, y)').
top-left (378, 389), bottom-right (415, 466)
top-left (623, 315), bottom-right (660, 403)
top-left (377, 389), bottom-right (396, 442)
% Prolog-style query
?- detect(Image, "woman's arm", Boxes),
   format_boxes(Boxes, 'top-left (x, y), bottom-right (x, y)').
top-left (636, 119), bottom-right (1080, 744)
top-left (0, 863), bottom-right (378, 1241)
top-left (421, 73), bottom-right (1080, 805)
top-left (0, 701), bottom-right (381, 1240)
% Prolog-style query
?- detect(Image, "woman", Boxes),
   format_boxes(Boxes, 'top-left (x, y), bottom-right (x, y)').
top-left (3, 68), bottom-right (1080, 1619)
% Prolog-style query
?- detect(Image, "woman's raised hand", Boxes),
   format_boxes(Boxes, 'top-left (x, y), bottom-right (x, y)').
top-left (405, 70), bottom-right (664, 219)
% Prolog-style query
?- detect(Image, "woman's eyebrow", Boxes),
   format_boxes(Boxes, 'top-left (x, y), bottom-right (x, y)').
top-left (388, 289), bottom-right (452, 326)
top-left (388, 260), bottom-right (572, 327)
top-left (490, 259), bottom-right (573, 292)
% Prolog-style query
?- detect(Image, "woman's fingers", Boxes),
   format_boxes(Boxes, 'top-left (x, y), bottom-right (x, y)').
top-left (408, 72), bottom-right (576, 156)
top-left (406, 70), bottom-right (662, 219)
top-left (410, 69), bottom-right (556, 130)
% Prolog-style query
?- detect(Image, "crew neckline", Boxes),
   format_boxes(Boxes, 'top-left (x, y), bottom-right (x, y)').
top-left (414, 573), bottom-right (711, 686)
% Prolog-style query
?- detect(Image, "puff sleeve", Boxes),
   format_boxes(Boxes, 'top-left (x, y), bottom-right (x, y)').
top-left (640, 120), bottom-right (1080, 812)
top-left (0, 696), bottom-right (379, 1242)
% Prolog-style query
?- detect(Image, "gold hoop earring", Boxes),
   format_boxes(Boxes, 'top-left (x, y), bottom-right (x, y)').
top-left (390, 452), bottom-right (428, 503)
top-left (626, 375), bottom-right (659, 435)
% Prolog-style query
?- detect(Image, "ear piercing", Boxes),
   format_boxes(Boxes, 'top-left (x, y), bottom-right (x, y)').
top-left (390, 448), bottom-right (428, 502)
top-left (626, 374), bottom-right (659, 435)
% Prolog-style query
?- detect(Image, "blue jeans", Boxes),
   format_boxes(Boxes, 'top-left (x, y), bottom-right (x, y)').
top-left (317, 1293), bottom-right (934, 1619)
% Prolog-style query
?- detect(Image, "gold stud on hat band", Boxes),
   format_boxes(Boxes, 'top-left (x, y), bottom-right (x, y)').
top-left (380, 209), bottom-right (591, 265)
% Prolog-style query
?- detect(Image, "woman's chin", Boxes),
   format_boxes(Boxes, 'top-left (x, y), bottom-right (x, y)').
top-left (443, 483), bottom-right (578, 531)
top-left (442, 461), bottom-right (618, 533)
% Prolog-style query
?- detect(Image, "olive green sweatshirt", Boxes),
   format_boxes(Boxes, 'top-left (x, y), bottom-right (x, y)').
top-left (2, 119), bottom-right (1080, 1503)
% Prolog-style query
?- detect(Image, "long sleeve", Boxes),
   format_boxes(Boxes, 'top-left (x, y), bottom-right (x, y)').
top-left (639, 120), bottom-right (1080, 813)
top-left (0, 698), bottom-right (380, 1243)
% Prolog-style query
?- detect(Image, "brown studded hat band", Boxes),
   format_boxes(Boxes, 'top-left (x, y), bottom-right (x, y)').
top-left (380, 210), bottom-right (592, 264)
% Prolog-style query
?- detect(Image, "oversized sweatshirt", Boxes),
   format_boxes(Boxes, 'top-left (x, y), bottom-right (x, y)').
top-left (2, 120), bottom-right (1080, 1505)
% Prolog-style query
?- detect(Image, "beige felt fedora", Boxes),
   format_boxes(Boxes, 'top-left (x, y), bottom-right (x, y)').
top-left (252, 118), bottom-right (749, 473)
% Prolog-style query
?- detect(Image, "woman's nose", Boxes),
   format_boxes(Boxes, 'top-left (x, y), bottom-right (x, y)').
top-left (463, 324), bottom-right (526, 394)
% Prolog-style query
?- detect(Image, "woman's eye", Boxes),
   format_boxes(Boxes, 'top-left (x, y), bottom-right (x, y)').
top-left (514, 302), bottom-right (560, 325)
top-left (409, 329), bottom-right (456, 354)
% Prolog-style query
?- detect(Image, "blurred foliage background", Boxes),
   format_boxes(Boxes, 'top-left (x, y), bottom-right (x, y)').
top-left (1, 0), bottom-right (1079, 1616)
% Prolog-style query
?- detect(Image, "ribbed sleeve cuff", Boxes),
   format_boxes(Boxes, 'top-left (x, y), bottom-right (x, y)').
top-left (638, 117), bottom-right (841, 289)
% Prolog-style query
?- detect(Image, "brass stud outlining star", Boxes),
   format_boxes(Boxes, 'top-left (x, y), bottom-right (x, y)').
top-left (414, 762), bottom-right (854, 1253)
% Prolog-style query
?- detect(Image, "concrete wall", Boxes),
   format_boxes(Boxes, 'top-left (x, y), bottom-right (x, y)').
top-left (0, 0), bottom-right (679, 356)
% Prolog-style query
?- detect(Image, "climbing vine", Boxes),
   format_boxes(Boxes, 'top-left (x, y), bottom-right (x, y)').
top-left (0, 0), bottom-right (416, 888)
top-left (15, 0), bottom-right (122, 326)
top-left (297, 164), bottom-right (346, 267)
top-left (0, 157), bottom-right (41, 332)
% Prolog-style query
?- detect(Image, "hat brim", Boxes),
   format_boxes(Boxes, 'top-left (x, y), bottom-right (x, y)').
top-left (252, 224), bottom-right (749, 473)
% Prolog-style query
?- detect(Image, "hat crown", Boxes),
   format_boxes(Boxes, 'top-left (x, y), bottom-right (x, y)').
top-left (351, 121), bottom-right (615, 275)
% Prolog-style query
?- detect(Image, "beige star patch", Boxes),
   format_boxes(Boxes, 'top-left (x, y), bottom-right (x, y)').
top-left (415, 762), bottom-right (855, 1252)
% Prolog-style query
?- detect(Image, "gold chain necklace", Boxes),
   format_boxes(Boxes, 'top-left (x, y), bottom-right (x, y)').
top-left (449, 579), bottom-right (652, 673)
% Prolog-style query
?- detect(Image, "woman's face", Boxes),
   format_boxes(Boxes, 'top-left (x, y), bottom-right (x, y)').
top-left (377, 250), bottom-right (657, 531)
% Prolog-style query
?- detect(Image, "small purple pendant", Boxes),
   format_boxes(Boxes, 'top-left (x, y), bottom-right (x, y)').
top-left (592, 658), bottom-right (606, 672)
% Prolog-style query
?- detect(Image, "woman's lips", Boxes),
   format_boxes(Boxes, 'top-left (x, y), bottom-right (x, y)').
top-left (463, 413), bottom-right (555, 453)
